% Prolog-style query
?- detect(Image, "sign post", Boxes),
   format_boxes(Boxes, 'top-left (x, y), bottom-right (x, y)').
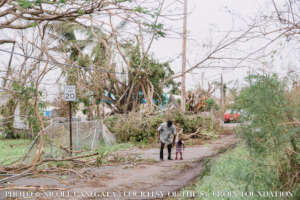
top-left (64, 85), bottom-right (76, 155)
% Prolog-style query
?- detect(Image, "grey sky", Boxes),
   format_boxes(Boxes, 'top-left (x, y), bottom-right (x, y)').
top-left (151, 0), bottom-right (283, 91)
top-left (1, 0), bottom-right (298, 101)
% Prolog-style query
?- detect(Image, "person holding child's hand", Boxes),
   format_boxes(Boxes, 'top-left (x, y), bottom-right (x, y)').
top-left (157, 120), bottom-right (176, 161)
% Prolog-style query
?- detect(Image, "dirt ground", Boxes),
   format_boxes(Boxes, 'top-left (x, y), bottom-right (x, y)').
top-left (1, 129), bottom-right (239, 200)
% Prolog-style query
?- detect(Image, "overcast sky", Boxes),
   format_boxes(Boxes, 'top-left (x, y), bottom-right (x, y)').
top-left (1, 0), bottom-right (299, 101)
top-left (151, 0), bottom-right (286, 91)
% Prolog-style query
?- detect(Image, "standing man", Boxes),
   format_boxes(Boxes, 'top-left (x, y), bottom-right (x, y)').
top-left (158, 120), bottom-right (176, 160)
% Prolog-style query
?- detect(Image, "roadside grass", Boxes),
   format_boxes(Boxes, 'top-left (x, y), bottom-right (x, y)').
top-left (0, 138), bottom-right (133, 167)
top-left (0, 139), bottom-right (31, 166)
top-left (98, 142), bottom-right (133, 155)
top-left (96, 143), bottom-right (135, 165)
top-left (29, 143), bottom-right (135, 168)
top-left (179, 144), bottom-right (283, 200)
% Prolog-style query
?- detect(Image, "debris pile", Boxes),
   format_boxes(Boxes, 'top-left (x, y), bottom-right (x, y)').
top-left (186, 84), bottom-right (215, 113)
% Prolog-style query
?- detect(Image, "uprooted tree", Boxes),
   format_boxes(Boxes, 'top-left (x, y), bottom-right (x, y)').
top-left (186, 83), bottom-right (217, 113)
top-left (0, 0), bottom-right (172, 134)
top-left (0, 0), bottom-right (181, 172)
top-left (46, 20), bottom-right (179, 115)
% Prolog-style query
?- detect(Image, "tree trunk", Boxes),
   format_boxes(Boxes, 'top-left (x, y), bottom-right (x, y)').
top-left (4, 101), bottom-right (18, 139)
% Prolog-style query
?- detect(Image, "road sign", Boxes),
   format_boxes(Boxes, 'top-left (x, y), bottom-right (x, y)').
top-left (64, 85), bottom-right (76, 155)
top-left (64, 85), bottom-right (76, 102)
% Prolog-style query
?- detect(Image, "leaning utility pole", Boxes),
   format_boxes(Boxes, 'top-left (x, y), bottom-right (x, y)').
top-left (181, 0), bottom-right (188, 112)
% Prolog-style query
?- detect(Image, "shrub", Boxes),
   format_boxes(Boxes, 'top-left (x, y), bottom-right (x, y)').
top-left (203, 98), bottom-right (219, 111)
top-left (233, 74), bottom-right (300, 193)
top-left (104, 110), bottom-right (219, 143)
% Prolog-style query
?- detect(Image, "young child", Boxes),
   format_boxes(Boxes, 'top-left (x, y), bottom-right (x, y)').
top-left (175, 138), bottom-right (184, 160)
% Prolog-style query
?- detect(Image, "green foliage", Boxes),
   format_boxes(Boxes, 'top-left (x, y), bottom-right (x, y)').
top-left (97, 143), bottom-right (132, 166)
top-left (28, 22), bottom-right (38, 28)
top-left (190, 144), bottom-right (281, 200)
top-left (18, 0), bottom-right (67, 8)
top-left (51, 20), bottom-right (172, 113)
top-left (0, 139), bottom-right (31, 165)
top-left (78, 54), bottom-right (91, 67)
top-left (172, 111), bottom-right (203, 133)
top-left (18, 0), bottom-right (33, 8)
top-left (143, 22), bottom-right (166, 39)
top-left (233, 73), bottom-right (300, 192)
top-left (233, 74), bottom-right (289, 154)
top-left (116, 0), bottom-right (132, 3)
top-left (96, 152), bottom-right (106, 166)
top-left (105, 113), bottom-right (163, 143)
top-left (77, 9), bottom-right (85, 15)
top-left (35, 0), bottom-right (42, 5)
top-left (50, 22), bottom-right (95, 85)
top-left (126, 44), bottom-right (179, 104)
top-left (134, 6), bottom-right (149, 14)
top-left (203, 98), bottom-right (219, 111)
top-left (98, 143), bottom-right (132, 154)
top-left (297, 153), bottom-right (300, 164)
top-left (0, 82), bottom-right (45, 138)
top-left (104, 111), bottom-right (217, 143)
top-left (16, 82), bottom-right (44, 134)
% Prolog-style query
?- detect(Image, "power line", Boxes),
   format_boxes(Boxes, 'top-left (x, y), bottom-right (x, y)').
top-left (0, 48), bottom-right (251, 78)
top-left (0, 48), bottom-right (128, 75)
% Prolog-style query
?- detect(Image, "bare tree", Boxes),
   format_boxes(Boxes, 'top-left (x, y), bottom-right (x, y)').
top-left (0, 25), bottom-right (55, 138)
top-left (35, 0), bottom-right (181, 114)
top-left (0, 0), bottom-right (105, 30)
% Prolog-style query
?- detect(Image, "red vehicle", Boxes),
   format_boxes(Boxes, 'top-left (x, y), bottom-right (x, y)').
top-left (224, 109), bottom-right (240, 123)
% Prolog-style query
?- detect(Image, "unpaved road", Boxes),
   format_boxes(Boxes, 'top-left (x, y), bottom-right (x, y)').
top-left (1, 134), bottom-right (239, 200)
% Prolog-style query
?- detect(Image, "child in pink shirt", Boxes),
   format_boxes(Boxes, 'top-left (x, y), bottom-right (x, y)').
top-left (175, 138), bottom-right (184, 160)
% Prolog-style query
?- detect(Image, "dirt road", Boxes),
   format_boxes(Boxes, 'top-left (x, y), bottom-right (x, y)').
top-left (1, 134), bottom-right (239, 200)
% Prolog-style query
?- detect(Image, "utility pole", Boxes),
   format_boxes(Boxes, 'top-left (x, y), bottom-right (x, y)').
top-left (221, 73), bottom-right (224, 107)
top-left (3, 42), bottom-right (15, 88)
top-left (220, 73), bottom-right (224, 120)
top-left (201, 72), bottom-right (205, 88)
top-left (181, 0), bottom-right (188, 112)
